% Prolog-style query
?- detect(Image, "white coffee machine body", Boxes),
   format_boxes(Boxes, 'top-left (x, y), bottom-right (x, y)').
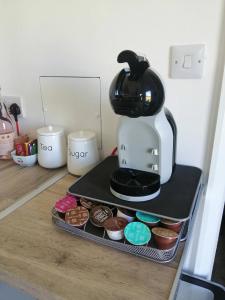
top-left (109, 50), bottom-right (177, 202)
top-left (117, 108), bottom-right (173, 184)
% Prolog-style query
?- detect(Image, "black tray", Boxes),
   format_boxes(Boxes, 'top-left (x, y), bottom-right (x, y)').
top-left (68, 156), bottom-right (202, 221)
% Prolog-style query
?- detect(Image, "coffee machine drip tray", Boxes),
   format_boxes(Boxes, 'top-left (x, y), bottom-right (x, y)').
top-left (68, 156), bottom-right (202, 221)
top-left (110, 168), bottom-right (160, 202)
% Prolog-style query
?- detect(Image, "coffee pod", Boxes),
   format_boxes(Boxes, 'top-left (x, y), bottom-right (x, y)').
top-left (54, 195), bottom-right (78, 219)
top-left (160, 218), bottom-right (182, 233)
top-left (104, 217), bottom-right (128, 240)
top-left (117, 207), bottom-right (136, 223)
top-left (152, 227), bottom-right (178, 250)
top-left (65, 206), bottom-right (89, 228)
top-left (136, 212), bottom-right (160, 228)
top-left (80, 197), bottom-right (96, 210)
top-left (90, 205), bottom-right (113, 227)
top-left (124, 222), bottom-right (151, 246)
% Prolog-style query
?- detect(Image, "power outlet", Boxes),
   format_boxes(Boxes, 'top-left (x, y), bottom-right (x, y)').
top-left (2, 96), bottom-right (25, 118)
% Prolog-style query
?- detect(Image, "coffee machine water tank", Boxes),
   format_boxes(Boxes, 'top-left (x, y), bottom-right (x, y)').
top-left (109, 50), bottom-right (177, 202)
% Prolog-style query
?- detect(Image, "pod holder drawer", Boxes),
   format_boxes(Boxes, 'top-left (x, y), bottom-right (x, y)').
top-left (52, 208), bottom-right (185, 264)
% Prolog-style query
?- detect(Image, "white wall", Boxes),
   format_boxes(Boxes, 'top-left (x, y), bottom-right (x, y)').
top-left (0, 0), bottom-right (224, 171)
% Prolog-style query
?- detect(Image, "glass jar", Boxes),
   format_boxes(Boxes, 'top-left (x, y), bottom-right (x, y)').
top-left (0, 93), bottom-right (15, 159)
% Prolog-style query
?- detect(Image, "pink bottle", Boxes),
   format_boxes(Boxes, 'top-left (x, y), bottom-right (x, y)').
top-left (0, 89), bottom-right (15, 159)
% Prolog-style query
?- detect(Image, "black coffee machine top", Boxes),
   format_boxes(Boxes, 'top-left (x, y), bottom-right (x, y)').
top-left (110, 50), bottom-right (165, 118)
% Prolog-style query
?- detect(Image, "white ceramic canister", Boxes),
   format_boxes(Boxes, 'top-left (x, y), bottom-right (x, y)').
top-left (68, 130), bottom-right (100, 176)
top-left (37, 125), bottom-right (67, 168)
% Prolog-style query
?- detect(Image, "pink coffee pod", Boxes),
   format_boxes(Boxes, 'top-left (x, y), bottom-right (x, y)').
top-left (54, 195), bottom-right (78, 213)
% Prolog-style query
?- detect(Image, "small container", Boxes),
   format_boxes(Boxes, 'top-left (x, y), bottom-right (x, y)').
top-left (80, 197), bottom-right (96, 210)
top-left (54, 195), bottom-right (77, 215)
top-left (37, 125), bottom-right (66, 169)
top-left (90, 205), bottom-right (112, 227)
top-left (124, 222), bottom-right (151, 246)
top-left (152, 227), bottom-right (178, 250)
top-left (104, 217), bottom-right (128, 240)
top-left (65, 206), bottom-right (89, 228)
top-left (0, 93), bottom-right (15, 160)
top-left (117, 207), bottom-right (136, 223)
top-left (14, 135), bottom-right (29, 156)
top-left (160, 218), bottom-right (182, 233)
top-left (67, 130), bottom-right (100, 176)
top-left (136, 212), bottom-right (160, 228)
top-left (11, 150), bottom-right (37, 167)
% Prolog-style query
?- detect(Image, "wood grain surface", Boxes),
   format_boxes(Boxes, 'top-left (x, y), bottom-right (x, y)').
top-left (0, 160), bottom-right (66, 212)
top-left (0, 175), bottom-right (182, 300)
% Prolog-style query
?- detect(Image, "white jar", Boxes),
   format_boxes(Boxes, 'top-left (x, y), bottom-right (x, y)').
top-left (68, 130), bottom-right (100, 176)
top-left (37, 125), bottom-right (66, 169)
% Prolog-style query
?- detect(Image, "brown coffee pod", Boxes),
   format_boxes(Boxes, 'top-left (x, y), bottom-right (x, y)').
top-left (90, 205), bottom-right (113, 227)
top-left (65, 206), bottom-right (89, 227)
top-left (104, 217), bottom-right (128, 241)
top-left (152, 227), bottom-right (178, 250)
top-left (160, 218), bottom-right (182, 233)
top-left (80, 197), bottom-right (96, 210)
top-left (152, 227), bottom-right (178, 238)
top-left (117, 207), bottom-right (136, 217)
top-left (104, 217), bottom-right (128, 231)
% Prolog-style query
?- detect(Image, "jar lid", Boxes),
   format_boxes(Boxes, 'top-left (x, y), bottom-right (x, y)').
top-left (37, 125), bottom-right (64, 136)
top-left (68, 130), bottom-right (96, 141)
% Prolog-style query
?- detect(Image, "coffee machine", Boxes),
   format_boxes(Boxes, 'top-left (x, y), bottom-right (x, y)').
top-left (109, 50), bottom-right (177, 202)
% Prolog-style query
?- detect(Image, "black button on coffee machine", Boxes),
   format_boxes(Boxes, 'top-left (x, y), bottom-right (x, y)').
top-left (109, 50), bottom-right (177, 202)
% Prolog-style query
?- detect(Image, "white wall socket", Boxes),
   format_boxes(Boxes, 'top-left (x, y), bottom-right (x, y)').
top-left (2, 96), bottom-right (25, 118)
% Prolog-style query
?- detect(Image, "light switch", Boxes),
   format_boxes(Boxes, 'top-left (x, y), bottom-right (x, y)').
top-left (183, 55), bottom-right (192, 69)
top-left (170, 44), bottom-right (205, 78)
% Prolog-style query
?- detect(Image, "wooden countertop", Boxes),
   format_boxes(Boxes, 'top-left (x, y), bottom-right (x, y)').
top-left (0, 160), bottom-right (67, 216)
top-left (0, 175), bottom-right (183, 300)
